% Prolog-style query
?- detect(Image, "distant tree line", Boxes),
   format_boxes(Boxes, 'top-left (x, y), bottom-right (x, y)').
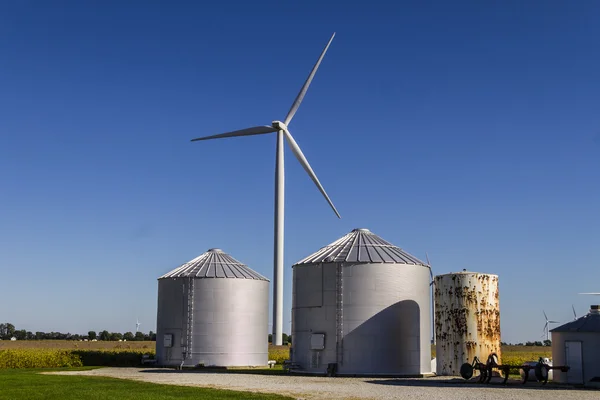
top-left (501, 340), bottom-right (552, 347)
top-left (0, 322), bottom-right (156, 341)
top-left (268, 333), bottom-right (291, 344)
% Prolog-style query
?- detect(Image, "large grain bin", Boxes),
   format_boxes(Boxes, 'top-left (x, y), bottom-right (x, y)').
top-left (291, 228), bottom-right (432, 376)
top-left (551, 305), bottom-right (600, 387)
top-left (156, 248), bottom-right (269, 367)
top-left (434, 270), bottom-right (501, 376)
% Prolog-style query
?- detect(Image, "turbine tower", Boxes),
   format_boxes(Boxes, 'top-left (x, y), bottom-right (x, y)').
top-left (191, 34), bottom-right (341, 345)
top-left (542, 310), bottom-right (559, 341)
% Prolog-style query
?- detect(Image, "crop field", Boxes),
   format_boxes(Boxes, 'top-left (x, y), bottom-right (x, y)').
top-left (1, 341), bottom-right (551, 369)
top-left (0, 340), bottom-right (155, 351)
top-left (0, 341), bottom-right (293, 369)
top-left (0, 341), bottom-right (155, 369)
top-left (500, 345), bottom-right (552, 366)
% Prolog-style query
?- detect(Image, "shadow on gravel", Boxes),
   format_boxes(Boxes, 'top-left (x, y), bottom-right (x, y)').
top-left (366, 378), bottom-right (591, 391)
top-left (138, 368), bottom-right (285, 376)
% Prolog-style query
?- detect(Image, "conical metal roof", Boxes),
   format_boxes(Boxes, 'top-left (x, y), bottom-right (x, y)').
top-left (159, 248), bottom-right (269, 280)
top-left (551, 306), bottom-right (600, 333)
top-left (294, 228), bottom-right (427, 266)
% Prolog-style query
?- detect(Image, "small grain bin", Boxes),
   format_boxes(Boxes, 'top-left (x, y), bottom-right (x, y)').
top-left (291, 228), bottom-right (432, 376)
top-left (434, 270), bottom-right (501, 376)
top-left (156, 248), bottom-right (269, 367)
top-left (551, 305), bottom-right (600, 387)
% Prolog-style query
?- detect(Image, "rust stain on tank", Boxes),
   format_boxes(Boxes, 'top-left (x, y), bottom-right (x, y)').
top-left (434, 271), bottom-right (501, 376)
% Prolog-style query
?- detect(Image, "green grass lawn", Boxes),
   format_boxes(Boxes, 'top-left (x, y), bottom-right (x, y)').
top-left (0, 368), bottom-right (294, 400)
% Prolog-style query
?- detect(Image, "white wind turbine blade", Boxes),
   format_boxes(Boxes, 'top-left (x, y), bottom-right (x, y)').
top-left (579, 292), bottom-right (600, 295)
top-left (283, 129), bottom-right (340, 218)
top-left (426, 253), bottom-right (434, 285)
top-left (191, 126), bottom-right (277, 142)
top-left (284, 33), bottom-right (335, 126)
top-left (543, 310), bottom-right (548, 321)
top-left (572, 305), bottom-right (577, 320)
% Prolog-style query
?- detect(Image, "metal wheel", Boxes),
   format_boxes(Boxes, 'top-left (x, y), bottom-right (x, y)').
top-left (460, 363), bottom-right (474, 380)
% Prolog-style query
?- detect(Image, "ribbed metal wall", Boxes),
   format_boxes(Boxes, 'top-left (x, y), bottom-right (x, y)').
top-left (156, 249), bottom-right (269, 367)
top-left (551, 332), bottom-right (600, 385)
top-left (291, 229), bottom-right (432, 376)
top-left (434, 271), bottom-right (501, 376)
top-left (551, 306), bottom-right (600, 386)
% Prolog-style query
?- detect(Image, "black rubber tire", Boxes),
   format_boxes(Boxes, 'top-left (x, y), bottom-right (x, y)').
top-left (460, 363), bottom-right (474, 380)
top-left (535, 363), bottom-right (548, 382)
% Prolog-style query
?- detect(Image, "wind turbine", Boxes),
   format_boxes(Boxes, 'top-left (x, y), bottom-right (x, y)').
top-left (572, 305), bottom-right (577, 321)
top-left (542, 311), bottom-right (559, 341)
top-left (136, 318), bottom-right (141, 333)
top-left (191, 34), bottom-right (341, 345)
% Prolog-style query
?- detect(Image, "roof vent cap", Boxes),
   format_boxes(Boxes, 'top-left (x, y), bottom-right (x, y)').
top-left (207, 248), bottom-right (224, 253)
top-left (351, 228), bottom-right (371, 233)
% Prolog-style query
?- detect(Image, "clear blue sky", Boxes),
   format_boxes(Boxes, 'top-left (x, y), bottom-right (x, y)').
top-left (1, 1), bottom-right (598, 343)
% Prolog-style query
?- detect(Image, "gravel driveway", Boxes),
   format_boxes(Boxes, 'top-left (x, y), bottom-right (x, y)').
top-left (49, 368), bottom-right (599, 400)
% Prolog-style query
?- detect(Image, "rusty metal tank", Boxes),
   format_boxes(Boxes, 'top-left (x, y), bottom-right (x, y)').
top-left (434, 270), bottom-right (501, 376)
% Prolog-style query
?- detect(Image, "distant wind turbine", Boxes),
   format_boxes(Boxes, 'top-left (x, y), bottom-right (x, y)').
top-left (543, 310), bottom-right (559, 341)
top-left (191, 34), bottom-right (341, 345)
top-left (136, 318), bottom-right (141, 333)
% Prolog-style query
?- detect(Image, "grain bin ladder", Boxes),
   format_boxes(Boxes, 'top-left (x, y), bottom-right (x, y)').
top-left (335, 263), bottom-right (344, 366)
top-left (182, 277), bottom-right (195, 364)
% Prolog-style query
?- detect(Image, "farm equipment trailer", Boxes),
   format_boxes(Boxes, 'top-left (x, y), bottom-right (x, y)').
top-left (460, 353), bottom-right (570, 385)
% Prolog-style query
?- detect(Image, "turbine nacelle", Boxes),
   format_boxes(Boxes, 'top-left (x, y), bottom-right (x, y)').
top-left (272, 121), bottom-right (288, 131)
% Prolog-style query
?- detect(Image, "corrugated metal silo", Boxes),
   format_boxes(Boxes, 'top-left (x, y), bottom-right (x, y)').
top-left (156, 248), bottom-right (269, 367)
top-left (291, 228), bottom-right (432, 376)
top-left (551, 305), bottom-right (600, 387)
top-left (434, 270), bottom-right (501, 376)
